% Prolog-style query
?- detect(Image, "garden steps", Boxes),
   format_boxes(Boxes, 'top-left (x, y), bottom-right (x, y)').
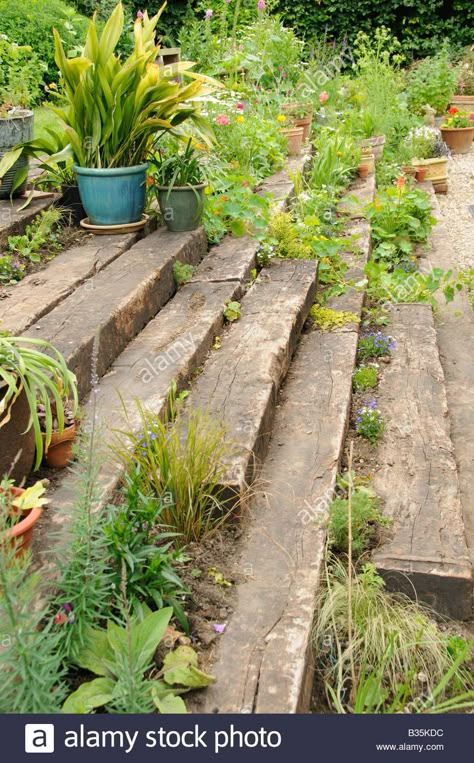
top-left (337, 175), bottom-right (376, 219)
top-left (423, 186), bottom-right (474, 568)
top-left (191, 219), bottom-right (373, 715)
top-left (0, 225), bottom-right (156, 335)
top-left (371, 303), bottom-right (472, 620)
top-left (23, 227), bottom-right (208, 398)
top-left (182, 258), bottom-right (318, 509)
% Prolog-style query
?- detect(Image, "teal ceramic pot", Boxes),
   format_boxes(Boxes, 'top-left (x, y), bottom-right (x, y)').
top-left (0, 109), bottom-right (34, 199)
top-left (157, 183), bottom-right (206, 232)
top-left (73, 163), bottom-right (148, 226)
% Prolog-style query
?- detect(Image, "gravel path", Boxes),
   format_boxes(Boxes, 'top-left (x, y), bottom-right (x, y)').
top-left (437, 142), bottom-right (474, 270)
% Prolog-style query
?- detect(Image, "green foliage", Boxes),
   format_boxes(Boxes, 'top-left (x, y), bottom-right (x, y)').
top-left (314, 560), bottom-right (474, 714)
top-left (265, 212), bottom-right (313, 260)
top-left (365, 185), bottom-right (436, 268)
top-left (352, 365), bottom-right (378, 392)
top-left (407, 44), bottom-right (459, 116)
top-left (0, 491), bottom-right (67, 713)
top-left (203, 177), bottom-right (270, 242)
top-left (150, 138), bottom-right (205, 188)
top-left (310, 305), bottom-right (358, 331)
top-left (0, 208), bottom-right (62, 284)
top-left (113, 393), bottom-right (238, 545)
top-left (0, 0), bottom-right (90, 87)
top-left (0, 37), bottom-right (45, 109)
top-left (103, 471), bottom-right (191, 631)
top-left (275, 0), bottom-right (474, 59)
top-left (223, 300), bottom-right (241, 322)
top-left (364, 261), bottom-right (463, 308)
top-left (328, 482), bottom-right (390, 555)
top-left (62, 606), bottom-right (215, 713)
top-left (173, 260), bottom-right (195, 288)
top-left (357, 331), bottom-right (395, 360)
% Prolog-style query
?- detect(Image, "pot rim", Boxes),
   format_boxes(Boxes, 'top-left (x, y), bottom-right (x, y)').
top-left (73, 163), bottom-right (148, 176)
top-left (156, 182), bottom-right (207, 192)
top-left (1, 486), bottom-right (43, 539)
top-left (440, 126), bottom-right (474, 132)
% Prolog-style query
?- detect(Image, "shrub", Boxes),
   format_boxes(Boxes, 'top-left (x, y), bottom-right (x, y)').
top-left (0, 0), bottom-right (90, 86)
top-left (407, 44), bottom-right (459, 116)
top-left (0, 37), bottom-right (45, 108)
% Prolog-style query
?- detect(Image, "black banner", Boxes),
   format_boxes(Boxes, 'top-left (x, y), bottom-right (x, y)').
top-left (1, 714), bottom-right (471, 762)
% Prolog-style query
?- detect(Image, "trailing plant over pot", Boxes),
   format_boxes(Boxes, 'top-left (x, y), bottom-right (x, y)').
top-left (150, 138), bottom-right (207, 232)
top-left (0, 478), bottom-right (49, 557)
top-left (0, 331), bottom-right (78, 479)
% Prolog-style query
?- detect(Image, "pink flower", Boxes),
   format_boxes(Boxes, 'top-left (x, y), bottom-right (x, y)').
top-left (236, 102), bottom-right (244, 110)
top-left (136, 10), bottom-right (144, 19)
top-left (213, 623), bottom-right (226, 634)
top-left (216, 114), bottom-right (230, 126)
top-left (257, 0), bottom-right (266, 9)
top-left (319, 91), bottom-right (329, 104)
top-left (205, 8), bottom-right (213, 19)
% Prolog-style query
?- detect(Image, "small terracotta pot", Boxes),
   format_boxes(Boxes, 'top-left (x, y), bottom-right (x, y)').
top-left (415, 166), bottom-right (428, 182)
top-left (401, 165), bottom-right (417, 177)
top-left (440, 126), bottom-right (474, 154)
top-left (42, 424), bottom-right (77, 469)
top-left (361, 134), bottom-right (386, 160)
top-left (358, 164), bottom-right (369, 179)
top-left (292, 114), bottom-right (313, 142)
top-left (280, 126), bottom-right (304, 156)
top-left (2, 486), bottom-right (43, 558)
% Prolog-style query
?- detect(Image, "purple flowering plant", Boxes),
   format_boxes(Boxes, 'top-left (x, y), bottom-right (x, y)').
top-left (357, 331), bottom-right (396, 360)
top-left (355, 400), bottom-right (385, 444)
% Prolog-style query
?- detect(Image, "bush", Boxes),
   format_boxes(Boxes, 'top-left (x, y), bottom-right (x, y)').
top-left (275, 0), bottom-right (474, 59)
top-left (0, 37), bottom-right (45, 108)
top-left (407, 44), bottom-right (459, 116)
top-left (0, 0), bottom-right (90, 86)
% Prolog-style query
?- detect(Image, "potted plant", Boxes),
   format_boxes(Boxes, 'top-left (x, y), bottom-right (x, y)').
top-left (151, 138), bottom-right (207, 232)
top-left (0, 3), bottom-right (217, 227)
top-left (281, 102), bottom-right (313, 142)
top-left (404, 126), bottom-right (451, 193)
top-left (0, 331), bottom-right (78, 482)
top-left (357, 163), bottom-right (369, 179)
top-left (0, 37), bottom-right (43, 200)
top-left (356, 111), bottom-right (387, 160)
top-left (440, 108), bottom-right (474, 154)
top-left (0, 478), bottom-right (48, 558)
top-left (38, 397), bottom-right (78, 469)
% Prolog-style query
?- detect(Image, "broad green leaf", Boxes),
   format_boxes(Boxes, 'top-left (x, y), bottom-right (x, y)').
top-left (162, 646), bottom-right (216, 688)
top-left (131, 608), bottom-right (172, 672)
top-left (74, 626), bottom-right (116, 677)
top-left (62, 677), bottom-right (115, 713)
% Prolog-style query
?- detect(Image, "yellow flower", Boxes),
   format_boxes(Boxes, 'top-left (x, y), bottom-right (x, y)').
top-left (204, 186), bottom-right (212, 196)
top-left (49, 83), bottom-right (57, 89)
top-left (277, 114), bottom-right (286, 123)
top-left (236, 115), bottom-right (245, 123)
top-left (336, 151), bottom-right (342, 157)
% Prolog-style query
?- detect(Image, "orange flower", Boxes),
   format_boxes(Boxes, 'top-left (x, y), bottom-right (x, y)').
top-left (396, 175), bottom-right (405, 188)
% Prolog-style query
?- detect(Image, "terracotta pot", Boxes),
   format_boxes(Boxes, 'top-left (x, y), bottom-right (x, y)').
top-left (358, 164), bottom-right (369, 179)
top-left (0, 382), bottom-right (35, 483)
top-left (401, 165), bottom-right (417, 177)
top-left (2, 486), bottom-right (43, 558)
top-left (411, 156), bottom-right (448, 184)
top-left (280, 126), bottom-right (304, 156)
top-left (361, 134), bottom-right (386, 160)
top-left (415, 167), bottom-right (428, 182)
top-left (440, 127), bottom-right (474, 154)
top-left (361, 151), bottom-right (375, 175)
top-left (292, 114), bottom-right (313, 142)
top-left (42, 424), bottom-right (77, 469)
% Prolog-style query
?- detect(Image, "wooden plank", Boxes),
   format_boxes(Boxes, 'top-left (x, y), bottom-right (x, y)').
top-left (372, 303), bottom-right (472, 619)
top-left (185, 259), bottom-right (318, 505)
top-left (24, 227), bottom-right (208, 397)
